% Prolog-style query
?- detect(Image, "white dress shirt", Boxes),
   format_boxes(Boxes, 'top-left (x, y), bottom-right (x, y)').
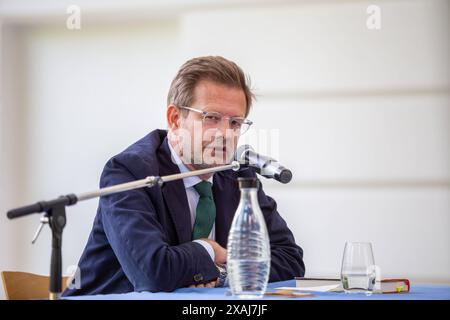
top-left (167, 141), bottom-right (216, 262)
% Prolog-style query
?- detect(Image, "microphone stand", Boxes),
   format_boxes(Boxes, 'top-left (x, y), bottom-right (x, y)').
top-left (6, 161), bottom-right (241, 300)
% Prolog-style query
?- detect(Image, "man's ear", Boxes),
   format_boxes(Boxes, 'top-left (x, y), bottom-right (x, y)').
top-left (167, 105), bottom-right (181, 130)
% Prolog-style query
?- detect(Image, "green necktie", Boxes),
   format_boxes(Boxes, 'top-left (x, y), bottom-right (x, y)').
top-left (192, 181), bottom-right (216, 240)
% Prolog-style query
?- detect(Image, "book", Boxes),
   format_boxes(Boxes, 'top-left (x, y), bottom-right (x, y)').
top-left (292, 277), bottom-right (410, 294)
top-left (379, 278), bottom-right (410, 294)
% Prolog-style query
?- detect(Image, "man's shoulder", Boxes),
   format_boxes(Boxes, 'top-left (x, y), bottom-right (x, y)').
top-left (102, 129), bottom-right (168, 180)
top-left (118, 129), bottom-right (167, 160)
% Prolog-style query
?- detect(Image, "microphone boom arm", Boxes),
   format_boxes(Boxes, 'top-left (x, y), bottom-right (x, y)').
top-left (8, 161), bottom-right (241, 219)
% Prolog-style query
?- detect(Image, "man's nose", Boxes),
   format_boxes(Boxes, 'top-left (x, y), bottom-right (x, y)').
top-left (217, 118), bottom-right (231, 135)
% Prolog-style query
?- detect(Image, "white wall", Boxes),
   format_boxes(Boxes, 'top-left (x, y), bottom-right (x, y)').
top-left (0, 0), bottom-right (449, 299)
top-left (0, 22), bottom-right (29, 298)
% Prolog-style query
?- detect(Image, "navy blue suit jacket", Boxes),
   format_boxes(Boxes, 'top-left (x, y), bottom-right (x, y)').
top-left (63, 129), bottom-right (305, 296)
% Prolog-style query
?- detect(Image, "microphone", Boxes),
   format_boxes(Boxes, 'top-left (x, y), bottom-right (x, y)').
top-left (234, 145), bottom-right (293, 184)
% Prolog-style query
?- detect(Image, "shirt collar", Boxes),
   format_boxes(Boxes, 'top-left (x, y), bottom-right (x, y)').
top-left (167, 139), bottom-right (213, 189)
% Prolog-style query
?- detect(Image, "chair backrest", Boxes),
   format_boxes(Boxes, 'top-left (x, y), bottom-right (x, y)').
top-left (1, 271), bottom-right (69, 300)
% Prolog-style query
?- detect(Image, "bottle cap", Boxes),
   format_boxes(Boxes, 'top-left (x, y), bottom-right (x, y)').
top-left (238, 177), bottom-right (259, 189)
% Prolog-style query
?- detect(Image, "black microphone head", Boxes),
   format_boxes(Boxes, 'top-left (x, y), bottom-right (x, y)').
top-left (276, 168), bottom-right (293, 184)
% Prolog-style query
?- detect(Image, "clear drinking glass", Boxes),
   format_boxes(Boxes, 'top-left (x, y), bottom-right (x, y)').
top-left (341, 242), bottom-right (377, 294)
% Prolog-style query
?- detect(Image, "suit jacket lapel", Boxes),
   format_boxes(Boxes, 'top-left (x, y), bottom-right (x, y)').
top-left (157, 136), bottom-right (241, 247)
top-left (158, 138), bottom-right (192, 244)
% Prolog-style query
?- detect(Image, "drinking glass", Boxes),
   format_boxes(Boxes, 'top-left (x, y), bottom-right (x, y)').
top-left (341, 242), bottom-right (377, 294)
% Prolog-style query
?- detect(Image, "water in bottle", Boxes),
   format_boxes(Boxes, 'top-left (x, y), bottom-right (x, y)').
top-left (227, 177), bottom-right (271, 299)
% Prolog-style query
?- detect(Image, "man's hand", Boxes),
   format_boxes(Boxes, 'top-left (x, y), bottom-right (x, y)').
top-left (187, 240), bottom-right (226, 288)
top-left (198, 238), bottom-right (227, 264)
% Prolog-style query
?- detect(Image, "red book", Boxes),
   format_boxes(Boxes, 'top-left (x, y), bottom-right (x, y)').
top-left (380, 279), bottom-right (410, 293)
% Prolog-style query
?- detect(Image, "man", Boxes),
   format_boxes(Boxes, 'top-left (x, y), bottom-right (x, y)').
top-left (63, 56), bottom-right (305, 296)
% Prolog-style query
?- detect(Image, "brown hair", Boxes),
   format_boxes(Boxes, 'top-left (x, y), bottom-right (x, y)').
top-left (167, 56), bottom-right (255, 117)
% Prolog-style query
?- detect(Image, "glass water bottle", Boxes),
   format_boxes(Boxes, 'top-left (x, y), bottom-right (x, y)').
top-left (227, 177), bottom-right (271, 299)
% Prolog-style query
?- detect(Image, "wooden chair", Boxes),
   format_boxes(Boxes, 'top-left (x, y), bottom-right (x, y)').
top-left (1, 271), bottom-right (70, 300)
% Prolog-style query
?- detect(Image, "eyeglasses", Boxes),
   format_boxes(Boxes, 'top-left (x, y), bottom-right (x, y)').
top-left (177, 106), bottom-right (253, 135)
